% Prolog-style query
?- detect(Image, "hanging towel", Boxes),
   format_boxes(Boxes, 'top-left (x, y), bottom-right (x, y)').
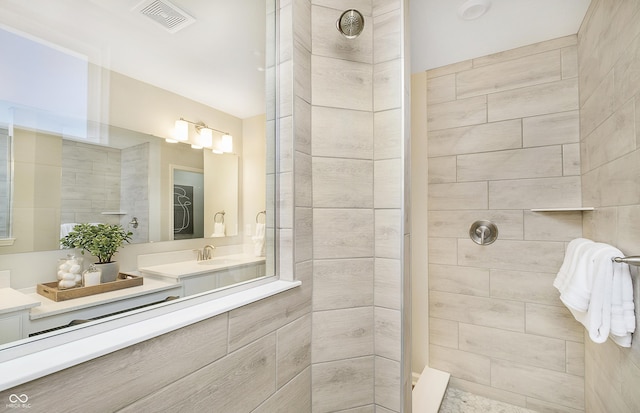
top-left (554, 238), bottom-right (595, 293)
top-left (252, 223), bottom-right (266, 257)
top-left (557, 242), bottom-right (610, 312)
top-left (609, 260), bottom-right (635, 347)
top-left (211, 222), bottom-right (226, 237)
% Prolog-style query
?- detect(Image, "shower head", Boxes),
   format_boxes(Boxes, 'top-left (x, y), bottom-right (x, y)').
top-left (336, 9), bottom-right (365, 39)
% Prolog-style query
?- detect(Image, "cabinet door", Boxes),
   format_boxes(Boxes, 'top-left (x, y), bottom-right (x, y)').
top-left (0, 314), bottom-right (22, 344)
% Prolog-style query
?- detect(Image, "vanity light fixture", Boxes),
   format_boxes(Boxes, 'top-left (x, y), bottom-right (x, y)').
top-left (174, 119), bottom-right (189, 141)
top-left (221, 134), bottom-right (233, 153)
top-left (169, 117), bottom-right (232, 150)
top-left (458, 0), bottom-right (491, 20)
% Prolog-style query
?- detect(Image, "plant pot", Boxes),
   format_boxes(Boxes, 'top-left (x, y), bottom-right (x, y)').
top-left (96, 261), bottom-right (119, 283)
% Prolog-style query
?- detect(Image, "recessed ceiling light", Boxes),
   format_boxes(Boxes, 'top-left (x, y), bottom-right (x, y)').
top-left (458, 0), bottom-right (491, 20)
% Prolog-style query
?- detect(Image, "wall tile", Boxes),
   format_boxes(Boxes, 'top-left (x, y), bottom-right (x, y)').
top-left (253, 367), bottom-right (311, 413)
top-left (457, 50), bottom-right (561, 99)
top-left (375, 307), bottom-right (401, 361)
top-left (473, 35), bottom-right (576, 68)
top-left (375, 159), bottom-right (402, 208)
top-left (489, 176), bottom-right (581, 209)
top-left (312, 106), bottom-right (373, 159)
top-left (373, 8), bottom-right (401, 64)
top-left (277, 314), bottom-right (312, 387)
top-left (312, 356), bottom-right (374, 413)
top-left (524, 210), bottom-right (582, 241)
top-left (374, 108), bottom-right (402, 160)
top-left (313, 158), bottom-right (373, 208)
top-left (459, 323), bottom-right (566, 372)
top-left (312, 307), bottom-right (374, 363)
top-left (375, 209), bottom-right (402, 259)
top-left (295, 207), bottom-right (313, 263)
top-left (313, 209), bottom-right (374, 259)
top-left (429, 182), bottom-right (488, 210)
top-left (563, 143), bottom-right (581, 176)
top-left (374, 258), bottom-right (401, 310)
top-left (295, 95), bottom-right (312, 155)
top-left (312, 55), bottom-right (372, 111)
top-left (427, 59), bottom-right (472, 78)
top-left (582, 150), bottom-right (640, 208)
top-left (488, 78), bottom-right (579, 122)
top-left (375, 356), bottom-right (401, 411)
top-left (428, 119), bottom-right (522, 157)
top-left (427, 74), bottom-right (456, 104)
top-left (313, 0), bottom-right (372, 15)
top-left (427, 156), bottom-right (456, 183)
top-left (429, 317), bottom-right (459, 349)
top-left (525, 303), bottom-right (584, 342)
top-left (427, 237), bottom-right (457, 265)
top-left (312, 5), bottom-right (373, 63)
top-left (562, 45), bottom-right (579, 79)
top-left (428, 210), bottom-right (523, 240)
top-left (429, 263), bottom-right (490, 297)
top-left (295, 152), bottom-right (312, 207)
top-left (374, 59), bottom-right (402, 111)
top-left (430, 344), bottom-right (491, 385)
top-left (490, 269), bottom-right (562, 307)
top-left (458, 239), bottom-right (565, 273)
top-left (430, 291), bottom-right (525, 332)
top-left (457, 146), bottom-right (563, 182)
top-left (427, 95), bottom-right (487, 131)
top-left (491, 359), bottom-right (585, 410)
top-left (294, 40), bottom-right (312, 104)
top-left (580, 71), bottom-right (615, 138)
top-left (314, 258), bottom-right (374, 311)
top-left (566, 341), bottom-right (585, 377)
top-left (523, 110), bottom-right (580, 148)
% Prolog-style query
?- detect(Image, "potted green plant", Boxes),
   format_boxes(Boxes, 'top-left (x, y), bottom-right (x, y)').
top-left (60, 223), bottom-right (133, 283)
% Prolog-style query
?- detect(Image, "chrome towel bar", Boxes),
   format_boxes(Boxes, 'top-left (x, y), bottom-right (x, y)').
top-left (612, 256), bottom-right (640, 266)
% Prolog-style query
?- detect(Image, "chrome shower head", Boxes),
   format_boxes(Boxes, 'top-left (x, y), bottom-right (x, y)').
top-left (336, 9), bottom-right (365, 39)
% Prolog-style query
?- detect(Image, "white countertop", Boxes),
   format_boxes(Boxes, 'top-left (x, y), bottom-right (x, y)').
top-left (0, 288), bottom-right (41, 315)
top-left (139, 253), bottom-right (266, 280)
top-left (22, 277), bottom-right (180, 319)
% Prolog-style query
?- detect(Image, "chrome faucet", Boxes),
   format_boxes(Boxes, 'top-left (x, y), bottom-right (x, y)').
top-left (193, 245), bottom-right (216, 261)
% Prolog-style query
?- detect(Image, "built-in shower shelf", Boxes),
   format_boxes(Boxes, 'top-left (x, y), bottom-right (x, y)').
top-left (530, 207), bottom-right (595, 212)
top-left (101, 211), bottom-right (128, 215)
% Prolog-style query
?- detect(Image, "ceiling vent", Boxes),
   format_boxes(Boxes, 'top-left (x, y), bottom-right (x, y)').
top-left (133, 0), bottom-right (196, 33)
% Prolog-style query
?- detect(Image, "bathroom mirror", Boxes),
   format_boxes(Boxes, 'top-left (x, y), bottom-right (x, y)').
top-left (0, 0), bottom-right (277, 349)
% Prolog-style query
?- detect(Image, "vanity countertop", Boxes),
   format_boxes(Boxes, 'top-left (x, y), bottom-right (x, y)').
top-left (139, 253), bottom-right (266, 280)
top-left (22, 276), bottom-right (181, 319)
top-left (0, 288), bottom-right (41, 315)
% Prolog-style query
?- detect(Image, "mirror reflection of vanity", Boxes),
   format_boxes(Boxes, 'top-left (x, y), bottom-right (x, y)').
top-left (0, 0), bottom-right (277, 351)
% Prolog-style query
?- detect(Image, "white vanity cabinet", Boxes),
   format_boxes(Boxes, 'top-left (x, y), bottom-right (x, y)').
top-left (0, 288), bottom-right (40, 344)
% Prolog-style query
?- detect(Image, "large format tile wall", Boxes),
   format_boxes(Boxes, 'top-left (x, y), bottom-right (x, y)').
top-left (0, 2), bottom-right (315, 412)
top-left (310, 0), bottom-right (406, 411)
top-left (424, 37), bottom-right (587, 411)
top-left (578, 0), bottom-right (640, 411)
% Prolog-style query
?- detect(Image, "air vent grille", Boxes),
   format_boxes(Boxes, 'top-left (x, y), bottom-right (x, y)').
top-left (133, 0), bottom-right (195, 33)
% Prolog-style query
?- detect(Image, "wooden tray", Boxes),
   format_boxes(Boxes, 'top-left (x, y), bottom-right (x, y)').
top-left (37, 273), bottom-right (143, 302)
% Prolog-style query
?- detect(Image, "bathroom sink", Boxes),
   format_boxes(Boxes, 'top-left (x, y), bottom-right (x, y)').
top-left (197, 258), bottom-right (239, 266)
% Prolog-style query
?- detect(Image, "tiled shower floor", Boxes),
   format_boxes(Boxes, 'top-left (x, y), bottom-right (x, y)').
top-left (438, 387), bottom-right (538, 413)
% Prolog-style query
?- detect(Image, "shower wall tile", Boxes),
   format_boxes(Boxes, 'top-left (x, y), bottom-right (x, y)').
top-left (488, 78), bottom-right (579, 122)
top-left (294, 0), bottom-right (312, 52)
top-left (430, 291), bottom-right (525, 332)
top-left (375, 307), bottom-right (401, 361)
top-left (280, 3), bottom-right (293, 61)
top-left (427, 237), bottom-right (457, 265)
top-left (581, 150), bottom-right (640, 208)
top-left (472, 35), bottom-right (576, 68)
top-left (312, 158), bottom-right (373, 207)
top-left (373, 0), bottom-right (401, 16)
top-left (430, 344), bottom-right (491, 386)
top-left (375, 209), bottom-right (402, 259)
top-left (491, 359), bottom-right (585, 410)
top-left (314, 258), bottom-right (374, 311)
top-left (428, 119), bottom-right (522, 157)
top-left (312, 307), bottom-right (374, 363)
top-left (312, 356), bottom-right (375, 413)
top-left (458, 239), bottom-right (565, 273)
top-left (428, 182), bottom-right (488, 210)
top-left (374, 257), bottom-right (401, 310)
top-left (280, 59), bottom-right (294, 117)
top-left (294, 40), bottom-right (312, 104)
top-left (295, 96), bottom-right (312, 154)
top-left (373, 8), bottom-right (401, 64)
top-left (253, 368), bottom-right (311, 413)
top-left (579, 71), bottom-right (614, 138)
top-left (374, 159), bottom-right (402, 208)
top-left (374, 59), bottom-right (402, 111)
top-left (488, 176), bottom-right (582, 209)
top-left (566, 341), bottom-right (585, 377)
top-left (295, 207), bottom-right (313, 262)
top-left (489, 269), bottom-right (562, 307)
top-left (295, 152), bottom-right (312, 207)
top-left (312, 0), bottom-right (372, 16)
top-left (312, 55), bottom-right (372, 110)
top-left (561, 45), bottom-right (579, 79)
top-left (277, 313), bottom-right (312, 387)
top-left (456, 50), bottom-right (561, 99)
top-left (525, 303), bottom-right (584, 342)
top-left (429, 317), bottom-right (459, 349)
top-left (524, 210), bottom-right (582, 241)
top-left (374, 108), bottom-right (402, 160)
top-left (312, 106), bottom-right (373, 159)
top-left (457, 146), bottom-right (563, 182)
top-left (375, 356), bottom-right (401, 411)
top-left (458, 323), bottom-right (566, 372)
top-left (427, 156), bottom-right (456, 183)
top-left (522, 110), bottom-right (580, 148)
top-left (525, 397), bottom-right (586, 413)
top-left (313, 208), bottom-right (374, 258)
top-left (427, 73), bottom-right (456, 104)
top-left (312, 5), bottom-right (373, 63)
top-left (563, 143), bottom-right (581, 176)
top-left (428, 210), bottom-right (523, 240)
top-left (429, 263), bottom-right (490, 297)
top-left (427, 95), bottom-right (487, 131)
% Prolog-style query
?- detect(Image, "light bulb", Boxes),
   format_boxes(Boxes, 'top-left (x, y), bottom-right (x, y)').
top-left (175, 119), bottom-right (188, 141)
top-left (221, 134), bottom-right (233, 153)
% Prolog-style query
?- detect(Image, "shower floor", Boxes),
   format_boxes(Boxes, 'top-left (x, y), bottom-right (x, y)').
top-left (438, 387), bottom-right (538, 413)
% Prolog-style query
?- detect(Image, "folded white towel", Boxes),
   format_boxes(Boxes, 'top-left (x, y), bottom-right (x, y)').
top-left (211, 222), bottom-right (226, 238)
top-left (252, 223), bottom-right (266, 257)
top-left (554, 238), bottom-right (595, 293)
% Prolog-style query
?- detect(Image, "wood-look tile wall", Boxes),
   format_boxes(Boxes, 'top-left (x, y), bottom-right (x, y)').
top-left (0, 2), bottom-right (314, 412)
top-left (311, 0), bottom-right (405, 411)
top-left (578, 0), bottom-right (640, 412)
top-left (425, 36), bottom-right (587, 411)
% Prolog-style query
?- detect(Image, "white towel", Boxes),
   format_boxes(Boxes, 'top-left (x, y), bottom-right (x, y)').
top-left (252, 223), bottom-right (266, 257)
top-left (60, 223), bottom-right (78, 238)
top-left (609, 260), bottom-right (635, 347)
top-left (211, 222), bottom-right (226, 238)
top-left (558, 242), bottom-right (610, 312)
top-left (554, 238), bottom-right (594, 293)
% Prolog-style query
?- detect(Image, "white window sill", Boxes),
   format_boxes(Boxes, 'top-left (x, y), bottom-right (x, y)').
top-left (0, 238), bottom-right (16, 246)
top-left (0, 279), bottom-right (300, 391)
